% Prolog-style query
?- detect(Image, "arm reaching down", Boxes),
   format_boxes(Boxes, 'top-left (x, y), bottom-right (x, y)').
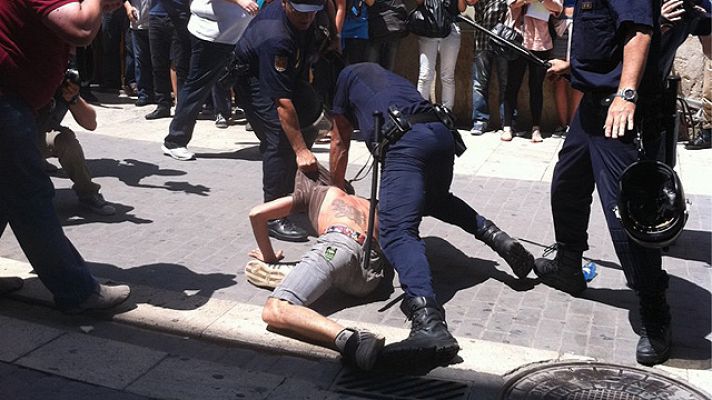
top-left (248, 197), bottom-right (295, 263)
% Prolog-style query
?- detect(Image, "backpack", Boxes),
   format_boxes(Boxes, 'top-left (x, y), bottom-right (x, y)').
top-left (406, 0), bottom-right (453, 38)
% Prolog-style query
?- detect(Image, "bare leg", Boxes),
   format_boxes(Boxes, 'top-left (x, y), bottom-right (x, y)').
top-left (262, 298), bottom-right (343, 349)
top-left (554, 77), bottom-right (569, 127)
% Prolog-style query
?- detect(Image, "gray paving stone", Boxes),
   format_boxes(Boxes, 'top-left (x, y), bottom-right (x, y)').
top-left (16, 333), bottom-right (166, 390)
top-left (0, 316), bottom-right (64, 362)
top-left (128, 354), bottom-right (285, 400)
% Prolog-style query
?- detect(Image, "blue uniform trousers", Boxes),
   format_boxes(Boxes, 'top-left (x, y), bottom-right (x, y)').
top-left (551, 93), bottom-right (664, 292)
top-left (0, 95), bottom-right (97, 308)
top-left (164, 36), bottom-right (233, 148)
top-left (234, 76), bottom-right (318, 202)
top-left (378, 122), bottom-right (482, 298)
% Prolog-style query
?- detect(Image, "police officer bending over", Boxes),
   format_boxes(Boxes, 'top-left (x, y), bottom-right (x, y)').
top-left (541, 0), bottom-right (673, 366)
top-left (328, 63), bottom-right (535, 365)
top-left (231, 0), bottom-right (335, 242)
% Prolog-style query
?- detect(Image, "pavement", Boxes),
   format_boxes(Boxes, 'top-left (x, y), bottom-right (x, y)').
top-left (1, 91), bottom-right (711, 399)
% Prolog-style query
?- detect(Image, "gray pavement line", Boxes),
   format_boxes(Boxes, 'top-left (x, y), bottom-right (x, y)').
top-left (2, 256), bottom-right (709, 389)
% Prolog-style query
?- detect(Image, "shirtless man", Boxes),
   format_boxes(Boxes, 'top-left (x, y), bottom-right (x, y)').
top-left (248, 165), bottom-right (385, 370)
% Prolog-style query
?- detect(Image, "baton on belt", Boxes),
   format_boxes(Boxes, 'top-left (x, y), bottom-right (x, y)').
top-left (457, 15), bottom-right (552, 70)
top-left (362, 111), bottom-right (384, 271)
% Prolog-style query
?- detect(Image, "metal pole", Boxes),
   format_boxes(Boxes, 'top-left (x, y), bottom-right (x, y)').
top-left (362, 111), bottom-right (383, 271)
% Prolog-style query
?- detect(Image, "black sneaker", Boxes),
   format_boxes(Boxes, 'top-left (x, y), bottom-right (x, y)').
top-left (684, 129), bottom-right (711, 150)
top-left (79, 193), bottom-right (116, 216)
top-left (145, 107), bottom-right (171, 120)
top-left (267, 218), bottom-right (308, 242)
top-left (215, 114), bottom-right (229, 129)
top-left (135, 97), bottom-right (154, 107)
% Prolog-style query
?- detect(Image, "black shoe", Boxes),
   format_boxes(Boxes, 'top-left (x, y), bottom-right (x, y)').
top-left (477, 220), bottom-right (534, 279)
top-left (381, 297), bottom-right (460, 368)
top-left (80, 87), bottom-right (99, 103)
top-left (684, 129), bottom-right (711, 150)
top-left (135, 97), bottom-right (153, 107)
top-left (534, 244), bottom-right (586, 295)
top-left (267, 218), bottom-right (308, 242)
top-left (145, 107), bottom-right (170, 120)
top-left (0, 277), bottom-right (24, 296)
top-left (636, 274), bottom-right (672, 366)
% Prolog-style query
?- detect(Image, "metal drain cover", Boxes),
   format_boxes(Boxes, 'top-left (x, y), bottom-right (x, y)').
top-left (500, 361), bottom-right (709, 400)
top-left (331, 370), bottom-right (469, 400)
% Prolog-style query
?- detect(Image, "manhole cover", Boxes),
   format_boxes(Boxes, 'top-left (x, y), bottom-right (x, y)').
top-left (500, 361), bottom-right (709, 400)
top-left (332, 369), bottom-right (469, 400)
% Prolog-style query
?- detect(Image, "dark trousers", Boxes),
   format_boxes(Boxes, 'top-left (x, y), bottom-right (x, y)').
top-left (504, 50), bottom-right (549, 127)
top-left (366, 33), bottom-right (401, 71)
top-left (343, 38), bottom-right (369, 65)
top-left (471, 50), bottom-right (508, 126)
top-left (100, 8), bottom-right (128, 89)
top-left (164, 36), bottom-right (234, 148)
top-left (551, 94), bottom-right (663, 292)
top-left (0, 95), bottom-right (97, 309)
top-left (131, 28), bottom-right (154, 101)
top-left (148, 14), bottom-right (191, 109)
top-left (378, 123), bottom-right (484, 299)
top-left (235, 76), bottom-right (318, 202)
top-left (125, 28), bottom-right (135, 85)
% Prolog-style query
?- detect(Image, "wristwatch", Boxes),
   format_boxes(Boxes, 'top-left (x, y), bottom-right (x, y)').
top-left (617, 87), bottom-right (638, 103)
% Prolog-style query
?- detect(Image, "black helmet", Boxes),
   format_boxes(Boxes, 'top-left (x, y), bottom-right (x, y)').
top-left (617, 160), bottom-right (688, 249)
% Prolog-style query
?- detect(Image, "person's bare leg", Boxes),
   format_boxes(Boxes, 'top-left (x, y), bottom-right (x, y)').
top-left (569, 88), bottom-right (583, 124)
top-left (262, 298), bottom-right (343, 347)
top-left (170, 65), bottom-right (178, 104)
top-left (554, 78), bottom-right (569, 128)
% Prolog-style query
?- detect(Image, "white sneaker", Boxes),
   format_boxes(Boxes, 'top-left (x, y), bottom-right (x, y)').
top-left (162, 144), bottom-right (195, 161)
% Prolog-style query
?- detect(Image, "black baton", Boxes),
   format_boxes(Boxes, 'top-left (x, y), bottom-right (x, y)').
top-left (362, 111), bottom-right (383, 271)
top-left (457, 15), bottom-right (552, 69)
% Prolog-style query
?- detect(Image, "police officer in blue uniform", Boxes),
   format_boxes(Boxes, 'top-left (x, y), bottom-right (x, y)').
top-left (538, 0), bottom-right (672, 365)
top-left (231, 0), bottom-right (332, 241)
top-left (329, 63), bottom-right (535, 365)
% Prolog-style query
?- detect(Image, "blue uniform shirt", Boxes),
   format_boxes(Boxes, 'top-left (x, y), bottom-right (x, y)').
top-left (570, 0), bottom-right (662, 95)
top-left (331, 63), bottom-right (432, 150)
top-left (234, 0), bottom-right (320, 100)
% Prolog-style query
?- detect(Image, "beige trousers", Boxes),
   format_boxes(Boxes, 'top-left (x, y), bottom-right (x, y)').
top-left (38, 127), bottom-right (100, 198)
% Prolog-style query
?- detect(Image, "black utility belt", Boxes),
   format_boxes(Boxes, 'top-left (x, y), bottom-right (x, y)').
top-left (375, 105), bottom-right (467, 160)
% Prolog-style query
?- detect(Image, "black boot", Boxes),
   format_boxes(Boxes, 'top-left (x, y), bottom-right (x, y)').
top-left (477, 220), bottom-right (534, 279)
top-left (381, 297), bottom-right (460, 367)
top-left (636, 274), bottom-right (672, 366)
top-left (0, 277), bottom-right (23, 296)
top-left (533, 244), bottom-right (586, 295)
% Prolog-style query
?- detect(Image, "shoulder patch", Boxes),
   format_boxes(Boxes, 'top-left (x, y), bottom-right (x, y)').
top-left (274, 55), bottom-right (288, 72)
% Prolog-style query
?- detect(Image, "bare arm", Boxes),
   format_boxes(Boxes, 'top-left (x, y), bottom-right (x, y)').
top-left (364, 0), bottom-right (376, 7)
top-left (334, 0), bottom-right (346, 33)
top-left (542, 0), bottom-right (562, 14)
top-left (509, 0), bottom-right (527, 11)
top-left (466, 0), bottom-right (479, 7)
top-left (248, 197), bottom-right (294, 263)
top-left (328, 114), bottom-right (353, 189)
top-left (457, 0), bottom-right (467, 13)
top-left (62, 82), bottom-right (97, 131)
top-left (43, 0), bottom-right (121, 47)
top-left (275, 98), bottom-right (318, 173)
top-left (604, 24), bottom-right (651, 139)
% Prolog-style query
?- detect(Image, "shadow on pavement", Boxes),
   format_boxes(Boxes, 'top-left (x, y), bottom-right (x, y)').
top-left (584, 274), bottom-right (711, 370)
top-left (425, 237), bottom-right (537, 305)
top-left (54, 188), bottom-right (153, 226)
top-left (88, 261), bottom-right (236, 311)
top-left (80, 158), bottom-right (210, 196)
top-left (195, 146), bottom-right (262, 161)
top-left (663, 229), bottom-right (712, 265)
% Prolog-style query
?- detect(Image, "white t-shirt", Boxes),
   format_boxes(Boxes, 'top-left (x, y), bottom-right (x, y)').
top-left (188, 0), bottom-right (253, 44)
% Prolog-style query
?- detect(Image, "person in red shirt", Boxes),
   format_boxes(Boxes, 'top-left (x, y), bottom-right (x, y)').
top-left (0, 0), bottom-right (131, 313)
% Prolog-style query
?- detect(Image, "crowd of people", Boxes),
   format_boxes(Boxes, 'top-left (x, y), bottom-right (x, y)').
top-left (1, 0), bottom-right (710, 376)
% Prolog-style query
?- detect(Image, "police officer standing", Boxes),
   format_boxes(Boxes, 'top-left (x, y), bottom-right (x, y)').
top-left (329, 63), bottom-right (535, 366)
top-left (231, 0), bottom-right (333, 242)
top-left (539, 0), bottom-right (672, 365)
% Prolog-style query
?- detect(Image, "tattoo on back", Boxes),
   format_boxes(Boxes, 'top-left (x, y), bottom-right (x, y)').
top-left (330, 199), bottom-right (366, 226)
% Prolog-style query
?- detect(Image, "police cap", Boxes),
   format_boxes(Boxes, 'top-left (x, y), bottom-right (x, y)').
top-left (289, 0), bottom-right (324, 13)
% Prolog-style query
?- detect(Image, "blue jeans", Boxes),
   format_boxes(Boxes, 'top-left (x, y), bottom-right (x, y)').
top-left (131, 29), bottom-right (153, 100)
top-left (0, 95), bottom-right (97, 308)
top-left (366, 33), bottom-right (401, 71)
top-left (378, 123), bottom-right (484, 299)
top-left (164, 36), bottom-right (233, 148)
top-left (471, 50), bottom-right (508, 127)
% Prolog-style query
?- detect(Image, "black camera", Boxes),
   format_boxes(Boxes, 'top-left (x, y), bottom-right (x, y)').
top-left (64, 68), bottom-right (81, 85)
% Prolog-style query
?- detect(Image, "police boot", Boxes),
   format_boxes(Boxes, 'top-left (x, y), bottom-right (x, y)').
top-left (534, 245), bottom-right (586, 295)
top-left (636, 274), bottom-right (672, 366)
top-left (477, 220), bottom-right (534, 279)
top-left (0, 277), bottom-right (23, 296)
top-left (382, 297), bottom-right (460, 366)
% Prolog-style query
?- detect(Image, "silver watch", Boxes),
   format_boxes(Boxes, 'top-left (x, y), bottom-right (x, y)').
top-left (617, 87), bottom-right (638, 103)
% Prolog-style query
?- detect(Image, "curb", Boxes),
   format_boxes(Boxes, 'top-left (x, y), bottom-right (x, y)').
top-left (2, 256), bottom-right (710, 393)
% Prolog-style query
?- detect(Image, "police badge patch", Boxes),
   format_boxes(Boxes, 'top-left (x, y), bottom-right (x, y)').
top-left (324, 247), bottom-right (337, 261)
top-left (274, 55), bottom-right (288, 72)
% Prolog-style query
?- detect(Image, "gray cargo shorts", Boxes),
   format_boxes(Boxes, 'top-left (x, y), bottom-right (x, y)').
top-left (271, 232), bottom-right (383, 306)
